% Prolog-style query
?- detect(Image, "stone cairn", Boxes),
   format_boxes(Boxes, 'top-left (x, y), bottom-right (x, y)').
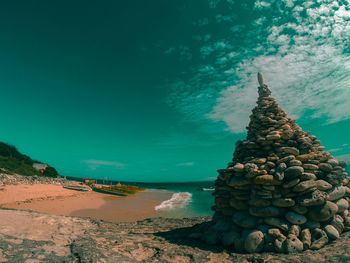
top-left (202, 73), bottom-right (349, 253)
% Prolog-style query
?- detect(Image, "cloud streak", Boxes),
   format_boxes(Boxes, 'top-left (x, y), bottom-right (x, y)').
top-left (83, 160), bottom-right (126, 170)
top-left (333, 153), bottom-right (350, 163)
top-left (329, 144), bottom-right (349, 153)
top-left (176, 162), bottom-right (195, 167)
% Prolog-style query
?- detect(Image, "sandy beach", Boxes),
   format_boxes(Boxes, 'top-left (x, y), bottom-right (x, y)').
top-left (0, 183), bottom-right (173, 222)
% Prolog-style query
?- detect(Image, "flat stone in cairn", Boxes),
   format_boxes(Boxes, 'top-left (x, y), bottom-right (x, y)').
top-left (196, 73), bottom-right (350, 253)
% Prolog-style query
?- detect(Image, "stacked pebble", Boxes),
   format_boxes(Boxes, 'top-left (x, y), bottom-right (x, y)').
top-left (203, 74), bottom-right (349, 253)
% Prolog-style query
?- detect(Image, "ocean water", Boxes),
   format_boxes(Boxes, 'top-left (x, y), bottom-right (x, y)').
top-left (134, 181), bottom-right (215, 218)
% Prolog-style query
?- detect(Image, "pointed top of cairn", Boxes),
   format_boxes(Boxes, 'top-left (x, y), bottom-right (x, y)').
top-left (205, 72), bottom-right (349, 254)
top-left (257, 72), bottom-right (265, 87)
top-left (257, 72), bottom-right (271, 97)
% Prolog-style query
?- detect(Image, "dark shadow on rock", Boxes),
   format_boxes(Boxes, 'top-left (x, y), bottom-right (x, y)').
top-left (154, 221), bottom-right (232, 253)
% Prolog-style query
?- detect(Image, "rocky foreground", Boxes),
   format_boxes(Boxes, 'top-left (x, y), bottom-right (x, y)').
top-left (1, 209), bottom-right (350, 263)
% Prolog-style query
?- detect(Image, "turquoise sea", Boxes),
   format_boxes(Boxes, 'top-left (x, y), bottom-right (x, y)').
top-left (135, 181), bottom-right (215, 218)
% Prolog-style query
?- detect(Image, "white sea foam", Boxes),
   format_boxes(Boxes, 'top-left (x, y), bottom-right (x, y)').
top-left (155, 192), bottom-right (192, 211)
top-left (202, 187), bottom-right (214, 191)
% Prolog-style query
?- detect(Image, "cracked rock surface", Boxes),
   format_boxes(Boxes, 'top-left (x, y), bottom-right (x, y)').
top-left (2, 209), bottom-right (350, 262)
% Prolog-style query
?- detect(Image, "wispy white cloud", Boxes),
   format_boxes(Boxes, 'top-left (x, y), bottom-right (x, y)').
top-left (216, 14), bottom-right (235, 23)
top-left (208, 0), bottom-right (221, 9)
top-left (329, 144), bottom-right (350, 153)
top-left (254, 0), bottom-right (271, 9)
top-left (208, 0), bottom-right (235, 9)
top-left (193, 18), bottom-right (209, 27)
top-left (83, 160), bottom-right (126, 170)
top-left (333, 153), bottom-right (350, 163)
top-left (283, 0), bottom-right (294, 8)
top-left (210, 45), bottom-right (350, 132)
top-left (164, 47), bottom-right (176, 54)
top-left (193, 34), bottom-right (212, 42)
top-left (209, 0), bottom-right (350, 132)
top-left (164, 45), bottom-right (192, 60)
top-left (178, 45), bottom-right (193, 60)
top-left (168, 0), bottom-right (350, 134)
top-left (176, 162), bottom-right (195, 167)
top-left (200, 40), bottom-right (233, 58)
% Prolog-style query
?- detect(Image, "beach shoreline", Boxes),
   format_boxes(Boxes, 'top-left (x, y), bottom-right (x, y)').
top-left (0, 177), bottom-right (174, 223)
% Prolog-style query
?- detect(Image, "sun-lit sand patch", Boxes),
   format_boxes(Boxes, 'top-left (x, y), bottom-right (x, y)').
top-left (0, 184), bottom-right (173, 222)
top-left (0, 184), bottom-right (80, 206)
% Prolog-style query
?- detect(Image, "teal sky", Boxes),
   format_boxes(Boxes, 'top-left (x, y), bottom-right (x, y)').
top-left (0, 0), bottom-right (349, 182)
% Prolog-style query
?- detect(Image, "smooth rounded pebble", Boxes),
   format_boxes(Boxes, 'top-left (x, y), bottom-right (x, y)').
top-left (308, 201), bottom-right (338, 222)
top-left (285, 212), bottom-right (307, 225)
top-left (284, 166), bottom-right (304, 180)
top-left (310, 229), bottom-right (328, 250)
top-left (300, 229), bottom-right (311, 249)
top-left (293, 180), bottom-right (316, 192)
top-left (284, 235), bottom-right (303, 253)
top-left (280, 147), bottom-right (299, 156)
top-left (316, 180), bottom-right (332, 191)
top-left (336, 198), bottom-right (349, 213)
top-left (244, 230), bottom-right (264, 253)
top-left (324, 225), bottom-right (339, 240)
top-left (233, 163), bottom-right (245, 172)
top-left (264, 217), bottom-right (289, 231)
top-left (328, 186), bottom-right (346, 201)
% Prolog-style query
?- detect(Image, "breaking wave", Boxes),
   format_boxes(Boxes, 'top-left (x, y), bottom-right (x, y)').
top-left (155, 192), bottom-right (192, 211)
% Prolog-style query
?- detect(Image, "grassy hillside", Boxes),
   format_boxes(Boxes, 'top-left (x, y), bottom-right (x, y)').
top-left (0, 142), bottom-right (59, 177)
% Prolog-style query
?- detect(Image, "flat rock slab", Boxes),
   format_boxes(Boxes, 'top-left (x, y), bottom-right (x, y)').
top-left (0, 209), bottom-right (95, 262)
top-left (1, 209), bottom-right (350, 262)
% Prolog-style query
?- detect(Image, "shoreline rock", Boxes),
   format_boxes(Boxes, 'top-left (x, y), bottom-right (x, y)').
top-left (0, 173), bottom-right (67, 186)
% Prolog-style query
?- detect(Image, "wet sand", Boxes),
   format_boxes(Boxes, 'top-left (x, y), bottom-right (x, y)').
top-left (0, 184), bottom-right (173, 222)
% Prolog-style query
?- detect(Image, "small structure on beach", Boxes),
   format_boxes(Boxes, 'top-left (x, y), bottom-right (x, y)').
top-left (200, 73), bottom-right (349, 253)
top-left (84, 179), bottom-right (96, 185)
top-left (33, 163), bottom-right (48, 173)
